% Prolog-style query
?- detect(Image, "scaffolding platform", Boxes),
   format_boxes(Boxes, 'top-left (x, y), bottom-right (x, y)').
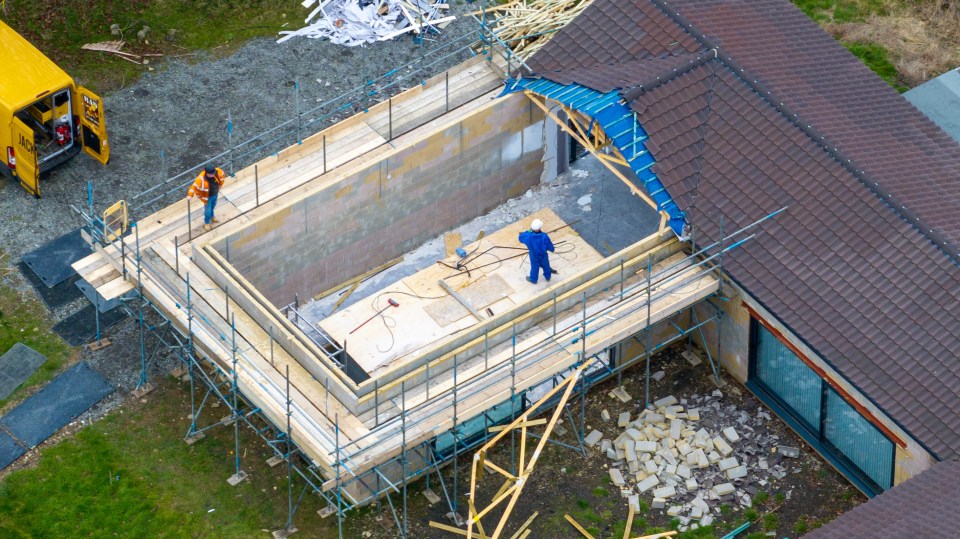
top-left (68, 42), bottom-right (752, 536)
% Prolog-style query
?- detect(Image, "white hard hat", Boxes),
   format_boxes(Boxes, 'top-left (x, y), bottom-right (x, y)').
top-left (531, 219), bottom-right (543, 231)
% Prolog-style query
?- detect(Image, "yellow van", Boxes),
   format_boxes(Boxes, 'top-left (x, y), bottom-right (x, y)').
top-left (1, 19), bottom-right (109, 197)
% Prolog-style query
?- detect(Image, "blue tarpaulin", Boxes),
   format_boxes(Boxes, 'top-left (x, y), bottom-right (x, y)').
top-left (503, 78), bottom-right (686, 236)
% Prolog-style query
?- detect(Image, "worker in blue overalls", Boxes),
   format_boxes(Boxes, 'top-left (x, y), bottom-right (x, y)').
top-left (519, 218), bottom-right (557, 284)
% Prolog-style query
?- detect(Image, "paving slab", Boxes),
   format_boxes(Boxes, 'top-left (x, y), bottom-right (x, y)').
top-left (0, 430), bottom-right (25, 470)
top-left (21, 228), bottom-right (90, 287)
top-left (52, 304), bottom-right (128, 346)
top-left (16, 262), bottom-right (83, 310)
top-left (0, 343), bottom-right (47, 400)
top-left (0, 362), bottom-right (113, 448)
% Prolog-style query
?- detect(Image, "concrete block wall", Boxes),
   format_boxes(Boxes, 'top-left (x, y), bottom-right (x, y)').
top-left (215, 93), bottom-right (546, 308)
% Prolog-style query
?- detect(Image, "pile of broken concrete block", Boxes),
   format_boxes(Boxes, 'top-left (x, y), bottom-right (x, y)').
top-left (584, 389), bottom-right (799, 531)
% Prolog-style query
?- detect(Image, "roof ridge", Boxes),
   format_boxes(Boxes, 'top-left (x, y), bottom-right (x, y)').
top-left (648, 0), bottom-right (960, 267)
top-left (619, 50), bottom-right (717, 101)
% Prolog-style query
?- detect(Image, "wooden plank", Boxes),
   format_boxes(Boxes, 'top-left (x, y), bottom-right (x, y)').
top-left (436, 279), bottom-right (485, 323)
top-left (425, 276), bottom-right (514, 328)
top-left (509, 512), bottom-right (538, 539)
top-left (565, 514), bottom-right (596, 539)
top-left (428, 520), bottom-right (490, 539)
top-left (487, 418), bottom-right (546, 432)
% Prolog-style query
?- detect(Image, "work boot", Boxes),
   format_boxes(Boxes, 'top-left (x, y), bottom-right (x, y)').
top-left (526, 277), bottom-right (536, 284)
top-left (204, 224), bottom-right (212, 232)
top-left (211, 217), bottom-right (220, 223)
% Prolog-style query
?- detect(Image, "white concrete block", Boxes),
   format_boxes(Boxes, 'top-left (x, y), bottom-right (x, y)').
top-left (585, 430), bottom-right (603, 447)
top-left (609, 468), bottom-right (626, 486)
top-left (708, 451), bottom-right (722, 464)
top-left (627, 460), bottom-right (639, 473)
top-left (637, 474), bottom-right (659, 493)
top-left (606, 448), bottom-right (617, 460)
top-left (654, 395), bottom-right (677, 408)
top-left (665, 463), bottom-right (678, 476)
top-left (692, 496), bottom-right (709, 512)
top-left (676, 464), bottom-right (692, 479)
top-left (690, 506), bottom-right (703, 519)
top-left (628, 494), bottom-right (640, 512)
top-left (669, 419), bottom-right (682, 440)
top-left (687, 408), bottom-right (701, 421)
top-left (718, 457), bottom-right (739, 471)
top-left (625, 444), bottom-right (637, 463)
top-left (653, 485), bottom-right (676, 499)
top-left (685, 477), bottom-right (699, 491)
top-left (625, 428), bottom-right (644, 441)
top-left (618, 412), bottom-right (631, 427)
top-left (727, 466), bottom-right (748, 480)
top-left (644, 414), bottom-right (665, 425)
top-left (644, 460), bottom-right (658, 474)
top-left (701, 515), bottom-right (714, 526)
top-left (667, 506), bottom-right (683, 517)
top-left (651, 497), bottom-right (666, 509)
top-left (636, 441), bottom-right (658, 453)
top-left (662, 450), bottom-right (677, 466)
top-left (713, 437), bottom-right (734, 457)
top-left (601, 439), bottom-right (612, 453)
top-left (601, 409), bottom-right (611, 421)
top-left (722, 427), bottom-right (740, 443)
top-left (712, 482), bottom-right (735, 496)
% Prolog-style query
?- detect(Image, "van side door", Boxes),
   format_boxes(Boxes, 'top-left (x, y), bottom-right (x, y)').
top-left (11, 116), bottom-right (40, 197)
top-left (75, 86), bottom-right (109, 165)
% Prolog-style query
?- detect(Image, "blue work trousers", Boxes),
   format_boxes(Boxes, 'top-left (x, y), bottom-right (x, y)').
top-left (529, 254), bottom-right (552, 283)
top-left (204, 193), bottom-right (218, 224)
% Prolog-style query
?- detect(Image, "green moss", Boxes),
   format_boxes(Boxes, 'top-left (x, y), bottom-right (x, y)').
top-left (791, 0), bottom-right (887, 23)
top-left (764, 513), bottom-right (779, 531)
top-left (592, 486), bottom-right (610, 497)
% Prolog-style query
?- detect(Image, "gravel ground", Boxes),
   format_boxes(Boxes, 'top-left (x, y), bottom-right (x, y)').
top-left (0, 11), bottom-right (485, 424)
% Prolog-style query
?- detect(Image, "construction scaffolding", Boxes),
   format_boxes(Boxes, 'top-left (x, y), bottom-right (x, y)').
top-left (68, 17), bottom-right (785, 538)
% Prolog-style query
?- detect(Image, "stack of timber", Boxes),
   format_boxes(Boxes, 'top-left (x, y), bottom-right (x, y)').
top-left (477, 0), bottom-right (594, 59)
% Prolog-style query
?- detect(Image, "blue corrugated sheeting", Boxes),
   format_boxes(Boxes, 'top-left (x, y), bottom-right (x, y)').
top-left (503, 78), bottom-right (686, 236)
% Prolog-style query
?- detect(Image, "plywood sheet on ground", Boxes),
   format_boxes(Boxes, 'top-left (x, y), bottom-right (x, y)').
top-left (319, 209), bottom-right (605, 377)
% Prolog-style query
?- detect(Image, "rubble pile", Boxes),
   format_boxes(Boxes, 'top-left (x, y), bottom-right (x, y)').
top-left (586, 388), bottom-right (799, 531)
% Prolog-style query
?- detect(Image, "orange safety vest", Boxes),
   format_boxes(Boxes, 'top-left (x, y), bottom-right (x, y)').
top-left (187, 167), bottom-right (225, 204)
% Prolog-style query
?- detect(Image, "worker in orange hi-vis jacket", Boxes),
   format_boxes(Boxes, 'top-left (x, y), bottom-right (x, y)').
top-left (187, 165), bottom-right (226, 231)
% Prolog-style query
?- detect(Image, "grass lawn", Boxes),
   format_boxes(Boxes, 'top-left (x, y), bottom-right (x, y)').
top-left (792, 0), bottom-right (960, 90)
top-left (0, 266), bottom-right (74, 412)
top-left (1, 0), bottom-right (294, 92)
top-left (0, 378), bottom-right (345, 538)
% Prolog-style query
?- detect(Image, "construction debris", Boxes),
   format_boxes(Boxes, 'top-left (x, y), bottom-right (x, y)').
top-left (279, 0), bottom-right (455, 46)
top-left (476, 0), bottom-right (594, 60)
top-left (80, 41), bottom-right (159, 65)
top-left (601, 391), bottom-right (797, 532)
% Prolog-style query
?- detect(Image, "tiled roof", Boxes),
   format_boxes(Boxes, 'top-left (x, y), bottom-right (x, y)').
top-left (804, 459), bottom-right (960, 538)
top-left (524, 0), bottom-right (960, 459)
top-left (667, 0), bottom-right (960, 260)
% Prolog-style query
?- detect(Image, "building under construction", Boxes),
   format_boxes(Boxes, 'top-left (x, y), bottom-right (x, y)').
top-left (73, 0), bottom-right (960, 537)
